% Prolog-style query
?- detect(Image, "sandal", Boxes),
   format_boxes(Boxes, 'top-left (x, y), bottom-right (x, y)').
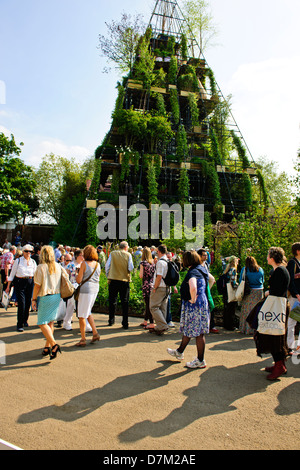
top-left (75, 339), bottom-right (86, 347)
top-left (42, 347), bottom-right (51, 356)
top-left (90, 334), bottom-right (100, 344)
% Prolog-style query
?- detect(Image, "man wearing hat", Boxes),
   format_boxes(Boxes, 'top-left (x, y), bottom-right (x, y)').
top-left (6, 244), bottom-right (37, 331)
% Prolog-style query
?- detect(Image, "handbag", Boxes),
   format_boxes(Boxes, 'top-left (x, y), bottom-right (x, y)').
top-left (60, 267), bottom-right (75, 299)
top-left (235, 269), bottom-right (246, 302)
top-left (74, 263), bottom-right (99, 302)
top-left (1, 291), bottom-right (10, 311)
top-left (257, 295), bottom-right (287, 336)
top-left (246, 298), bottom-right (265, 330)
top-left (227, 282), bottom-right (237, 303)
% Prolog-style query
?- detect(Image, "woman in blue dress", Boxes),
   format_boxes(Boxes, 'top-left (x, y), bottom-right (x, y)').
top-left (167, 250), bottom-right (210, 369)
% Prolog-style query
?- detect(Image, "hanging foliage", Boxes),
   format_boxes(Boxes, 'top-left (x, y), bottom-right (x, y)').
top-left (169, 88), bottom-right (180, 124)
top-left (209, 127), bottom-right (223, 165)
top-left (231, 130), bottom-right (250, 169)
top-left (88, 159), bottom-right (102, 199)
top-left (180, 33), bottom-right (188, 60)
top-left (242, 173), bottom-right (253, 212)
top-left (147, 163), bottom-right (159, 204)
top-left (168, 56), bottom-right (178, 85)
top-left (188, 93), bottom-right (200, 126)
top-left (176, 124), bottom-right (188, 163)
top-left (256, 169), bottom-right (269, 207)
top-left (178, 168), bottom-right (190, 205)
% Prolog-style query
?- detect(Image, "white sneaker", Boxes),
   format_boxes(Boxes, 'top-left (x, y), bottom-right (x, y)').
top-left (186, 358), bottom-right (207, 369)
top-left (167, 348), bottom-right (184, 361)
top-left (167, 321), bottom-right (175, 328)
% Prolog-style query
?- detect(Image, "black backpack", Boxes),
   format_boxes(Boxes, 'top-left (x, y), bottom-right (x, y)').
top-left (160, 258), bottom-right (180, 286)
top-left (216, 273), bottom-right (227, 295)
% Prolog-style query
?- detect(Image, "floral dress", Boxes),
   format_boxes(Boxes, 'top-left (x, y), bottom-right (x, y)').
top-left (140, 261), bottom-right (155, 299)
top-left (180, 271), bottom-right (210, 337)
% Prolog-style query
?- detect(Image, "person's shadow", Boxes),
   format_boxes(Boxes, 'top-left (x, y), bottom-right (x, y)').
top-left (118, 360), bottom-right (276, 443)
top-left (17, 361), bottom-right (186, 424)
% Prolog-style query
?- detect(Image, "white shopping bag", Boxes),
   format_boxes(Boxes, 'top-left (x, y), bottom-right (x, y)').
top-left (56, 298), bottom-right (67, 321)
top-left (1, 291), bottom-right (10, 311)
top-left (257, 295), bottom-right (287, 336)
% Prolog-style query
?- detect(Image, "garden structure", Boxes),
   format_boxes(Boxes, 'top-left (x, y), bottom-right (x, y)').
top-left (85, 0), bottom-right (267, 243)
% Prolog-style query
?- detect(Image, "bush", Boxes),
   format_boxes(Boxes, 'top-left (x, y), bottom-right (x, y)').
top-left (94, 268), bottom-right (223, 320)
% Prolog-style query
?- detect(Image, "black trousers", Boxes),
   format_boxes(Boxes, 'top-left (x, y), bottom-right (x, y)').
top-left (14, 278), bottom-right (33, 329)
top-left (223, 297), bottom-right (238, 330)
top-left (108, 280), bottom-right (130, 327)
top-left (1, 269), bottom-right (8, 292)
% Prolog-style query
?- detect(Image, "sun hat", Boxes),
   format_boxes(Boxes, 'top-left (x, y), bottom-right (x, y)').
top-left (22, 244), bottom-right (34, 252)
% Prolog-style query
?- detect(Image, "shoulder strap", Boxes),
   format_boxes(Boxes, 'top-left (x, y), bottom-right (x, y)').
top-left (79, 262), bottom-right (99, 287)
top-left (294, 258), bottom-right (300, 271)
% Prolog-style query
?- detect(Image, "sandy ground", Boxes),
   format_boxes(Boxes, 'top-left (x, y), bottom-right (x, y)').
top-left (1, 305), bottom-right (300, 451)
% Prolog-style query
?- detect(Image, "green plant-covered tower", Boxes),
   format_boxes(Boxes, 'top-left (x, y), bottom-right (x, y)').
top-left (87, 0), bottom-right (266, 243)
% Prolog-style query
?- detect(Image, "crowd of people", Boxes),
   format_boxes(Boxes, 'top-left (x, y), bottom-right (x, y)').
top-left (1, 234), bottom-right (300, 379)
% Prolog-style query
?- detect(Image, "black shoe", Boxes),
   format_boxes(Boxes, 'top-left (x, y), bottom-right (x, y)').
top-left (122, 325), bottom-right (129, 330)
top-left (42, 347), bottom-right (51, 357)
top-left (108, 320), bottom-right (115, 326)
top-left (50, 344), bottom-right (61, 360)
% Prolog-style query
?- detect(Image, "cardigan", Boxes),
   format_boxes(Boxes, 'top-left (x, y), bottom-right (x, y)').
top-left (180, 265), bottom-right (208, 301)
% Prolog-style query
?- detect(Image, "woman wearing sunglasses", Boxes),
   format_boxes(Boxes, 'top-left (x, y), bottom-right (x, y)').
top-left (6, 244), bottom-right (37, 332)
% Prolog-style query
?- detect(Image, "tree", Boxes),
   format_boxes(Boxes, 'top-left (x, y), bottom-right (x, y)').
top-left (292, 149), bottom-right (300, 212)
top-left (98, 12), bottom-right (146, 74)
top-left (0, 133), bottom-right (39, 224)
top-left (252, 156), bottom-right (293, 208)
top-left (35, 153), bottom-right (96, 224)
top-left (182, 0), bottom-right (219, 53)
top-left (35, 154), bottom-right (81, 223)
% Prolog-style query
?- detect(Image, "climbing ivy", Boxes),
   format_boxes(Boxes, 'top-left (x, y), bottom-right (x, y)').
top-left (176, 124), bottom-right (188, 163)
top-left (147, 163), bottom-right (159, 204)
top-left (169, 88), bottom-right (180, 125)
top-left (178, 167), bottom-right (190, 205)
top-left (231, 131), bottom-right (250, 169)
top-left (188, 93), bottom-right (200, 126)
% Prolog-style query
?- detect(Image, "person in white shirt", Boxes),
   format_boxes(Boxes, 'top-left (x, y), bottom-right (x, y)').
top-left (6, 244), bottom-right (37, 332)
top-left (62, 249), bottom-right (84, 331)
top-left (149, 244), bottom-right (170, 335)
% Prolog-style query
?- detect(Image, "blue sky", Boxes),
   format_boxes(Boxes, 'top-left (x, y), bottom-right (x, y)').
top-left (0, 0), bottom-right (299, 174)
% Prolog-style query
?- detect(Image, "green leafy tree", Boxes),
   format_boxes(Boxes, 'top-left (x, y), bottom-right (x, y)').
top-left (292, 149), bottom-right (300, 212)
top-left (182, 0), bottom-right (219, 53)
top-left (252, 156), bottom-right (293, 208)
top-left (35, 153), bottom-right (84, 223)
top-left (0, 133), bottom-right (39, 224)
top-left (98, 12), bottom-right (146, 74)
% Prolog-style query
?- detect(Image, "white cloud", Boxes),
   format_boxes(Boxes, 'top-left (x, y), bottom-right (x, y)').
top-left (225, 56), bottom-right (300, 174)
top-left (21, 138), bottom-right (92, 168)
